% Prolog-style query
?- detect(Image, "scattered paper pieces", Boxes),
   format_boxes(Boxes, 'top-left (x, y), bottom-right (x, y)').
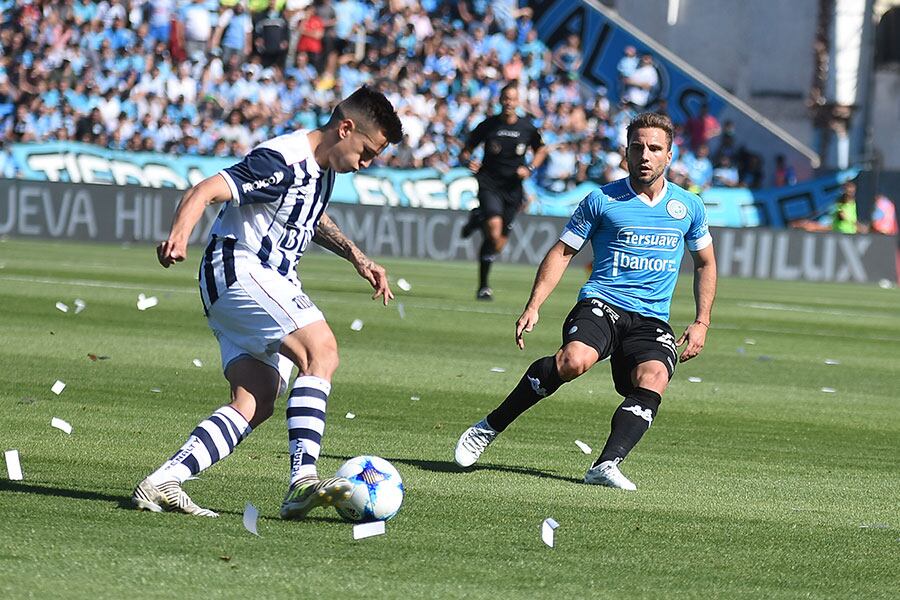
top-left (490, 367), bottom-right (506, 373)
top-left (541, 518), bottom-right (560, 547)
top-left (824, 359), bottom-right (840, 365)
top-left (574, 440), bottom-right (592, 454)
top-left (687, 376), bottom-right (703, 383)
top-left (55, 302), bottom-right (69, 313)
top-left (50, 417), bottom-right (73, 434)
top-left (744, 339), bottom-right (757, 345)
top-left (820, 387), bottom-right (836, 393)
top-left (350, 319), bottom-right (364, 331)
top-left (74, 299), bottom-right (86, 314)
top-left (192, 358), bottom-right (203, 368)
top-left (353, 520), bottom-right (385, 540)
top-left (345, 412), bottom-right (356, 419)
top-left (150, 388), bottom-right (162, 393)
top-left (5, 450), bottom-right (23, 480)
top-left (137, 293), bottom-right (158, 311)
top-left (51, 380), bottom-right (66, 395)
top-left (410, 395), bottom-right (420, 401)
top-left (397, 302), bottom-right (405, 319)
top-left (396, 278), bottom-right (412, 292)
top-left (243, 502), bottom-right (260, 536)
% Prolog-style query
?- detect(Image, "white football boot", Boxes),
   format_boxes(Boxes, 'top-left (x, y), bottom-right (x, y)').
top-left (280, 477), bottom-right (353, 520)
top-left (454, 418), bottom-right (499, 467)
top-left (131, 477), bottom-right (219, 517)
top-left (584, 459), bottom-right (637, 491)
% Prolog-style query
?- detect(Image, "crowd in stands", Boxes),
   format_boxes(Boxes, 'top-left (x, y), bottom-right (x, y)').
top-left (0, 0), bottom-right (780, 194)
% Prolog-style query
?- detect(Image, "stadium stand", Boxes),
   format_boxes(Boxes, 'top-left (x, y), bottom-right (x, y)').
top-left (0, 0), bottom-right (764, 194)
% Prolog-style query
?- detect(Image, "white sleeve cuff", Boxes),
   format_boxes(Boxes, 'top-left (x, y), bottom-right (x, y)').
top-left (218, 171), bottom-right (240, 207)
top-left (560, 229), bottom-right (586, 251)
top-left (687, 232), bottom-right (713, 251)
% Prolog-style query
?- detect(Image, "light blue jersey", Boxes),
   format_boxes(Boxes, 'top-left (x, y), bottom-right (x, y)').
top-left (560, 177), bottom-right (712, 321)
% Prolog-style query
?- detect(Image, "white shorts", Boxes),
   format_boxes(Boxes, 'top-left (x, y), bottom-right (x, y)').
top-left (206, 262), bottom-right (325, 390)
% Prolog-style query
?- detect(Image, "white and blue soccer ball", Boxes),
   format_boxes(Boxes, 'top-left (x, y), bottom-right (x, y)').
top-left (334, 455), bottom-right (404, 522)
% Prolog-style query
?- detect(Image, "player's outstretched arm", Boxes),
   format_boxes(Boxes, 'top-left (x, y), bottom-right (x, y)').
top-left (314, 212), bottom-right (394, 305)
top-left (516, 240), bottom-right (577, 349)
top-left (157, 174), bottom-right (232, 268)
top-left (677, 244), bottom-right (717, 362)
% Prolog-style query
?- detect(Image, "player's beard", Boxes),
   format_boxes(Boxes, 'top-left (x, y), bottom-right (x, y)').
top-left (628, 160), bottom-right (666, 186)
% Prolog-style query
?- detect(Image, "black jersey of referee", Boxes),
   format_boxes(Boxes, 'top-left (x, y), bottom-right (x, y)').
top-left (464, 114), bottom-right (544, 187)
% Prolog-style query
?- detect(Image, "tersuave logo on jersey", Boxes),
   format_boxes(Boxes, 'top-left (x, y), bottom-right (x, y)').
top-left (617, 227), bottom-right (681, 251)
top-left (241, 171), bottom-right (284, 194)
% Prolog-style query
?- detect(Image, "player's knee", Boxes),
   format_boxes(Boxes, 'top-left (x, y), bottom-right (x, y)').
top-left (632, 364), bottom-right (669, 393)
top-left (556, 349), bottom-right (593, 381)
top-left (308, 339), bottom-right (339, 379)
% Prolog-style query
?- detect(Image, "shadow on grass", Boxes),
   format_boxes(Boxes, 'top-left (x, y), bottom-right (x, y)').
top-left (0, 480), bottom-right (342, 522)
top-left (323, 454), bottom-right (582, 484)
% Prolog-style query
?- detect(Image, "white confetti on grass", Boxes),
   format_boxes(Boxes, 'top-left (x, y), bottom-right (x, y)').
top-left (574, 440), bottom-right (592, 454)
top-left (150, 388), bottom-right (162, 393)
top-left (73, 298), bottom-right (86, 314)
top-left (50, 417), bottom-right (72, 434)
top-left (824, 359), bottom-right (841, 365)
top-left (687, 377), bottom-right (703, 383)
top-left (51, 380), bottom-right (66, 395)
top-left (137, 293), bottom-right (158, 311)
top-left (410, 395), bottom-right (420, 401)
top-left (396, 278), bottom-right (412, 292)
top-left (55, 302), bottom-right (69, 313)
top-left (820, 387), bottom-right (837, 393)
top-left (397, 302), bottom-right (405, 319)
top-left (744, 339), bottom-right (757, 345)
top-left (5, 450), bottom-right (23, 480)
top-left (353, 520), bottom-right (385, 540)
top-left (345, 412), bottom-right (356, 419)
top-left (243, 502), bottom-right (260, 536)
top-left (350, 319), bottom-right (364, 331)
top-left (490, 367), bottom-right (506, 373)
top-left (192, 358), bottom-right (203, 368)
top-left (541, 518), bottom-right (560, 548)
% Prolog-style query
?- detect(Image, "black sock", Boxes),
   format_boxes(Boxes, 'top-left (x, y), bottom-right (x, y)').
top-left (486, 356), bottom-right (564, 432)
top-left (479, 238), bottom-right (497, 289)
top-left (595, 387), bottom-right (662, 466)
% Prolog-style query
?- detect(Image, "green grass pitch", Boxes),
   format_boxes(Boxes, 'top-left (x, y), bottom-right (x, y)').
top-left (0, 238), bottom-right (898, 599)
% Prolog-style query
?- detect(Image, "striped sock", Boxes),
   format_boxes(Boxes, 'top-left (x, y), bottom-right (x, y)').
top-left (148, 405), bottom-right (252, 484)
top-left (286, 375), bottom-right (331, 487)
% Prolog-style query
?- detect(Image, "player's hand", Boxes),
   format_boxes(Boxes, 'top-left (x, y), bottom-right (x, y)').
top-left (467, 160), bottom-right (481, 174)
top-left (355, 257), bottom-right (394, 306)
top-left (515, 307), bottom-right (540, 350)
top-left (515, 166), bottom-right (531, 180)
top-left (157, 239), bottom-right (187, 268)
top-left (676, 321), bottom-right (708, 362)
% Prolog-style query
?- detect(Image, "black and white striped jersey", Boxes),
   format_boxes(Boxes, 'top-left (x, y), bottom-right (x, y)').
top-left (198, 129), bottom-right (334, 313)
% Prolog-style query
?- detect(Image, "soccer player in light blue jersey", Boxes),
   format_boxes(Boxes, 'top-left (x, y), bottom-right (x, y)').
top-left (132, 86), bottom-right (403, 518)
top-left (455, 112), bottom-right (717, 490)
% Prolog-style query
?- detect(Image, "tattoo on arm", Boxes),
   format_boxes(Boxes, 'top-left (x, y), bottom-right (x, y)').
top-left (313, 213), bottom-right (357, 260)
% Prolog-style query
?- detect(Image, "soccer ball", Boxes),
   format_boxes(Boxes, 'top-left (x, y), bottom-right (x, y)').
top-left (334, 455), bottom-right (404, 522)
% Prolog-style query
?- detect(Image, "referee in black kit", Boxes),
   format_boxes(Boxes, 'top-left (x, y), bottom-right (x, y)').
top-left (459, 82), bottom-right (547, 300)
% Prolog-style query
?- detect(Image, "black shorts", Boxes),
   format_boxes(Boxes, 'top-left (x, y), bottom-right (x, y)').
top-left (560, 298), bottom-right (678, 396)
top-left (477, 179), bottom-right (524, 231)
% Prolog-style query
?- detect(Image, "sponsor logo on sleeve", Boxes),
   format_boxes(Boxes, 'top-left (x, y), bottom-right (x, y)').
top-left (241, 171), bottom-right (284, 194)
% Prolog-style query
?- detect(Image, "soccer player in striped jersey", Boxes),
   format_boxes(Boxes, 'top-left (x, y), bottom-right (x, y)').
top-left (132, 86), bottom-right (403, 519)
top-left (454, 112), bottom-right (718, 490)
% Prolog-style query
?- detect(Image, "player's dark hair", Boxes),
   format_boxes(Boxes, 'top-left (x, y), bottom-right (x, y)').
top-left (626, 112), bottom-right (674, 150)
top-left (326, 85), bottom-right (403, 144)
top-left (500, 82), bottom-right (518, 98)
